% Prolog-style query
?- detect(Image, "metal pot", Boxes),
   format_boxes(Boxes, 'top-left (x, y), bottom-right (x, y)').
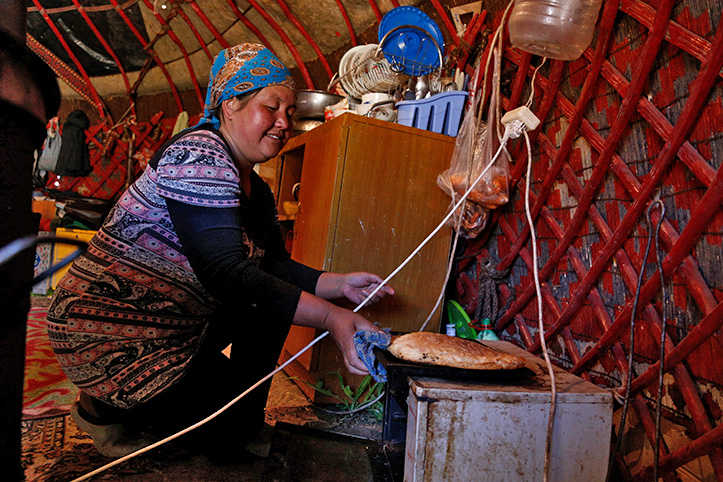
top-left (294, 90), bottom-right (343, 120)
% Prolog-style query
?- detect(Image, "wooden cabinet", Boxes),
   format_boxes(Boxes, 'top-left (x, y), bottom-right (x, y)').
top-left (50, 227), bottom-right (97, 289)
top-left (275, 114), bottom-right (456, 401)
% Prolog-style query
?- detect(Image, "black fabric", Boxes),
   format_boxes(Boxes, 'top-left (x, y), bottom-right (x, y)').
top-left (54, 109), bottom-right (91, 177)
top-left (0, 100), bottom-right (57, 481)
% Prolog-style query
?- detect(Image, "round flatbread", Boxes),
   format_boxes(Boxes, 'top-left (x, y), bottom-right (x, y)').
top-left (387, 332), bottom-right (525, 370)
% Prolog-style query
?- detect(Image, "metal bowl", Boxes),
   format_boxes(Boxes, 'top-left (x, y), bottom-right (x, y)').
top-left (294, 90), bottom-right (343, 120)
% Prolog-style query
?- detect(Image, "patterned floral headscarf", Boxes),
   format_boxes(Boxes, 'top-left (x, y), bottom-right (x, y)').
top-left (194, 43), bottom-right (295, 129)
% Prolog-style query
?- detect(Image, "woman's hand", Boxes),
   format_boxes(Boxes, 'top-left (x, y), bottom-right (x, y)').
top-left (323, 306), bottom-right (381, 375)
top-left (316, 272), bottom-right (395, 307)
top-left (341, 272), bottom-right (395, 307)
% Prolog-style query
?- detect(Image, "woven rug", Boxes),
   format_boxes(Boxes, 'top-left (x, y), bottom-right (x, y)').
top-left (23, 306), bottom-right (78, 420)
top-left (21, 415), bottom-right (191, 482)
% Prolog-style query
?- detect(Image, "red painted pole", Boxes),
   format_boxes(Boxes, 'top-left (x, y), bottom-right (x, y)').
top-left (167, 0), bottom-right (214, 59)
top-left (187, 0), bottom-right (230, 49)
top-left (498, 0), bottom-right (668, 334)
top-left (246, 0), bottom-right (315, 89)
top-left (224, 0), bottom-right (276, 54)
top-left (430, 0), bottom-right (460, 48)
top-left (334, 0), bottom-right (357, 46)
top-left (275, 0), bottom-right (333, 80)
top-left (70, 0), bottom-right (135, 117)
top-left (108, 0), bottom-right (183, 113)
top-left (566, 9), bottom-right (723, 369)
top-left (30, 0), bottom-right (107, 120)
top-left (140, 0), bottom-right (205, 109)
top-left (367, 0), bottom-right (382, 23)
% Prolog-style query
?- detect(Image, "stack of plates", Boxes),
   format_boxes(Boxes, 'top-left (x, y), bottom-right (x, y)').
top-left (338, 44), bottom-right (399, 99)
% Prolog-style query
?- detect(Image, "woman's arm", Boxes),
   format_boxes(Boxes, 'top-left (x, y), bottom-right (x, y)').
top-left (166, 199), bottom-right (390, 375)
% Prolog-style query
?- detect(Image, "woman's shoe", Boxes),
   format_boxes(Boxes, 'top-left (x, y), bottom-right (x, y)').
top-left (70, 401), bottom-right (158, 458)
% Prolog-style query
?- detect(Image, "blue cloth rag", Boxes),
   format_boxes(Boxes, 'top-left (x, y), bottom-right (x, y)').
top-left (354, 329), bottom-right (391, 383)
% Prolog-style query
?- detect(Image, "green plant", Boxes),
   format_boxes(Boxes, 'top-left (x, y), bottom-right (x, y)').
top-left (299, 372), bottom-right (385, 420)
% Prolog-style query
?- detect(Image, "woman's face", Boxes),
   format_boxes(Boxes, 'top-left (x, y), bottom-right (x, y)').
top-left (220, 85), bottom-right (296, 170)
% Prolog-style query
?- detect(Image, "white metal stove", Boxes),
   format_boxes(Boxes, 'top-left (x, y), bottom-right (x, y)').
top-left (403, 341), bottom-right (612, 482)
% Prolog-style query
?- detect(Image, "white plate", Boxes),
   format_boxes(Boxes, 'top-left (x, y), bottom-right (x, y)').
top-left (339, 45), bottom-right (368, 97)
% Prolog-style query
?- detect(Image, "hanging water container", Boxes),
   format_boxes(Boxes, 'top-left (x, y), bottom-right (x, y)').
top-left (508, 0), bottom-right (603, 61)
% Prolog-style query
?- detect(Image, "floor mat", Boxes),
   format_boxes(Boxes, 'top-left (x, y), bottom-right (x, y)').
top-left (23, 307), bottom-right (79, 420)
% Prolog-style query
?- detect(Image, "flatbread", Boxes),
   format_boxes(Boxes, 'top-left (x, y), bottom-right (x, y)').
top-left (387, 332), bottom-right (525, 370)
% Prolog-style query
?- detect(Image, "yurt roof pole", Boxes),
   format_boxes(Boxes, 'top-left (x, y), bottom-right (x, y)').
top-left (25, 33), bottom-right (97, 106)
top-left (70, 0), bottom-right (135, 117)
top-left (367, 0), bottom-right (382, 23)
top-left (275, 0), bottom-right (333, 80)
top-left (224, 0), bottom-right (275, 54)
top-left (30, 0), bottom-right (107, 120)
top-left (430, 0), bottom-right (460, 49)
top-left (334, 0), bottom-right (357, 47)
top-left (246, 0), bottom-right (315, 89)
top-left (139, 0), bottom-right (205, 109)
top-left (167, 0), bottom-right (214, 60)
top-left (108, 0), bottom-right (183, 113)
top-left (186, 0), bottom-right (230, 49)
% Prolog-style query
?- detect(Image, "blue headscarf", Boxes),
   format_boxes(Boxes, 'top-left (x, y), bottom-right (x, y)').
top-left (194, 43), bottom-right (295, 129)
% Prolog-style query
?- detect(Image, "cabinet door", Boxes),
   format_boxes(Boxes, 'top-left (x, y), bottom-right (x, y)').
top-left (329, 121), bottom-right (455, 332)
top-left (290, 125), bottom-right (345, 270)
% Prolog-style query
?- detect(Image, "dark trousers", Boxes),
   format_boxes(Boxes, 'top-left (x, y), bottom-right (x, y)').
top-left (84, 303), bottom-right (293, 451)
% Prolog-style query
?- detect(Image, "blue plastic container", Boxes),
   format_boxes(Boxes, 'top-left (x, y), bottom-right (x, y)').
top-left (396, 91), bottom-right (468, 137)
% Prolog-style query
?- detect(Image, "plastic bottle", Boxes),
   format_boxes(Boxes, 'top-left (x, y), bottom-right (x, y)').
top-left (476, 319), bottom-right (500, 341)
top-left (508, 0), bottom-right (604, 61)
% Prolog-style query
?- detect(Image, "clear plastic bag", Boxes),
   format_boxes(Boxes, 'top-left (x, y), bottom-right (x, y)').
top-left (437, 48), bottom-right (511, 238)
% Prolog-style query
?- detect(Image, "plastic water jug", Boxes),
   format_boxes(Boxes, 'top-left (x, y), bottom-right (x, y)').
top-left (508, 0), bottom-right (603, 60)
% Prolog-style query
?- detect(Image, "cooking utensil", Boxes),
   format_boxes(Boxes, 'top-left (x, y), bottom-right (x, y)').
top-left (414, 75), bottom-right (429, 99)
top-left (294, 90), bottom-right (343, 120)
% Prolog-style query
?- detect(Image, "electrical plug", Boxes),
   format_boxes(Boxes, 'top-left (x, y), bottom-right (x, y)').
top-left (501, 106), bottom-right (541, 139)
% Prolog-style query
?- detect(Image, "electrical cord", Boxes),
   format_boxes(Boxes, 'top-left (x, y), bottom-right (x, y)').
top-left (523, 129), bottom-right (556, 482)
top-left (650, 199), bottom-right (667, 482)
top-left (525, 57), bottom-right (547, 109)
top-left (604, 198), bottom-right (666, 482)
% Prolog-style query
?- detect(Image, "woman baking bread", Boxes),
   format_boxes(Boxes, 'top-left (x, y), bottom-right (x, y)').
top-left (47, 44), bottom-right (394, 461)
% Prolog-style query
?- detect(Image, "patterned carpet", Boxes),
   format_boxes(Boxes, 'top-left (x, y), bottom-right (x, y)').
top-left (23, 306), bottom-right (78, 420)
